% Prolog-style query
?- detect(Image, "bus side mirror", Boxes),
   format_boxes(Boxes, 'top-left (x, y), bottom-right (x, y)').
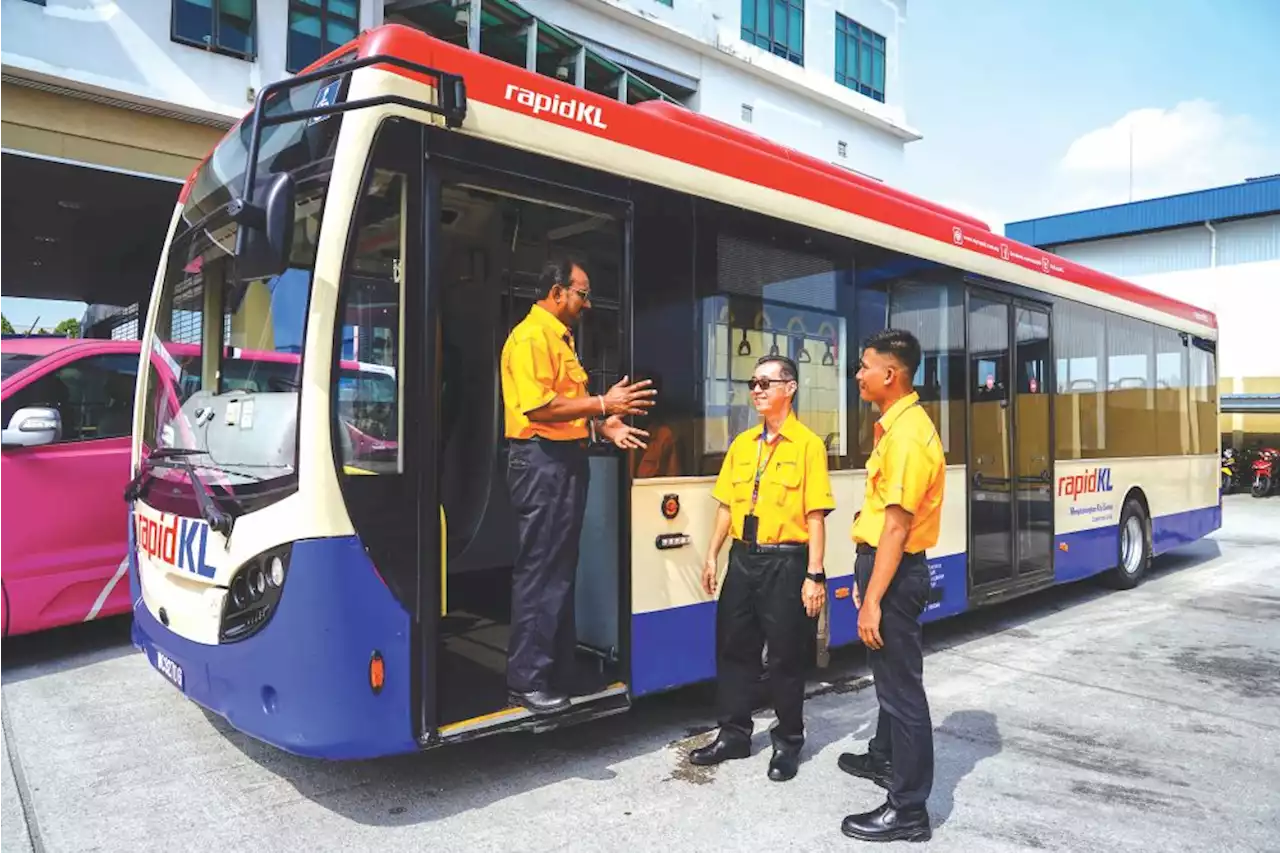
top-left (1, 407), bottom-right (61, 449)
top-left (232, 171), bottom-right (296, 282)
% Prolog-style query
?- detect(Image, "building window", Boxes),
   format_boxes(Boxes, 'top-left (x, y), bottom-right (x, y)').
top-left (288, 0), bottom-right (359, 73)
top-left (835, 14), bottom-right (885, 102)
top-left (172, 0), bottom-right (255, 59)
top-left (742, 0), bottom-right (804, 66)
top-left (655, 0), bottom-right (673, 5)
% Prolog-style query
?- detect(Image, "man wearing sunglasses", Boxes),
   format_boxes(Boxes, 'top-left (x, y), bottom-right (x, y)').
top-left (839, 328), bottom-right (944, 843)
top-left (500, 256), bottom-right (656, 715)
top-left (690, 354), bottom-right (834, 782)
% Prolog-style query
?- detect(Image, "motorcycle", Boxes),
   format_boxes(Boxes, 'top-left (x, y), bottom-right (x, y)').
top-left (1251, 447), bottom-right (1279, 498)
top-left (1222, 448), bottom-right (1239, 494)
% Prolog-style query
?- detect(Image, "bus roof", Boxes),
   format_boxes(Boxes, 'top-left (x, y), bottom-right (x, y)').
top-left (189, 24), bottom-right (1217, 336)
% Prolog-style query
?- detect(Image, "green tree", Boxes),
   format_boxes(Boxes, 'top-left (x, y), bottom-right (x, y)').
top-left (54, 318), bottom-right (81, 338)
top-left (0, 315), bottom-right (13, 335)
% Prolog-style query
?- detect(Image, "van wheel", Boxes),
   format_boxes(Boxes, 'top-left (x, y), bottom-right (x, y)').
top-left (1105, 498), bottom-right (1149, 590)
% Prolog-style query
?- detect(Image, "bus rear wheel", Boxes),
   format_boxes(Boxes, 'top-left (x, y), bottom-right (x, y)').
top-left (1106, 498), bottom-right (1149, 590)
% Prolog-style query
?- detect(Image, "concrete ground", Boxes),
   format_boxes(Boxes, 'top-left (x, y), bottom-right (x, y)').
top-left (3, 494), bottom-right (1278, 853)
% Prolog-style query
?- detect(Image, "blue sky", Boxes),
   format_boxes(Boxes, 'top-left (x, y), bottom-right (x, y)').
top-left (899, 0), bottom-right (1280, 233)
top-left (5, 0), bottom-right (1278, 328)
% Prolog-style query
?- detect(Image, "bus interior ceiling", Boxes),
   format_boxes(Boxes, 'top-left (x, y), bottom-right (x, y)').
top-left (1, 152), bottom-right (179, 325)
top-left (436, 181), bottom-right (624, 725)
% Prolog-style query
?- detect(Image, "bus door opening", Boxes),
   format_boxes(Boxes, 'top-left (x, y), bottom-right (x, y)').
top-left (435, 176), bottom-right (628, 735)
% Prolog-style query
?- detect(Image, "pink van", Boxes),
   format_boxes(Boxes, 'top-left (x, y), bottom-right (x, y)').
top-left (1, 337), bottom-right (397, 637)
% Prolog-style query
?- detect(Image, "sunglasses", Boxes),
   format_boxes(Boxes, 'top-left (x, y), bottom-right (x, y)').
top-left (747, 376), bottom-right (791, 391)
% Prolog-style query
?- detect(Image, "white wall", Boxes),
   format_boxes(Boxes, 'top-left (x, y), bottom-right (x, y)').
top-left (0, 0), bottom-right (381, 123)
top-left (522, 0), bottom-right (913, 176)
top-left (1128, 259), bottom-right (1280, 381)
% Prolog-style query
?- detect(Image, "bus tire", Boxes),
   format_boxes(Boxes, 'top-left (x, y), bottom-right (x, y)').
top-left (1106, 498), bottom-right (1149, 590)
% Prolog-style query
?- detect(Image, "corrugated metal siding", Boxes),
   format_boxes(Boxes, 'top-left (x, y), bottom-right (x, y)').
top-left (1218, 214), bottom-right (1280, 266)
top-left (1046, 214), bottom-right (1280, 276)
top-left (1006, 176), bottom-right (1280, 246)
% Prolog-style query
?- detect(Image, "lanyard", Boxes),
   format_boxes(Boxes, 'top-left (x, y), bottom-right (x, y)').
top-left (749, 427), bottom-right (780, 514)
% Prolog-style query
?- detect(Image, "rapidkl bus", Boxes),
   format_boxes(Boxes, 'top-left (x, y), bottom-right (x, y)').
top-left (126, 24), bottom-right (1221, 759)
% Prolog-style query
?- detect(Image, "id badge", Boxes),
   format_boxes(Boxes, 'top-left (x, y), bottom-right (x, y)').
top-left (742, 513), bottom-right (759, 544)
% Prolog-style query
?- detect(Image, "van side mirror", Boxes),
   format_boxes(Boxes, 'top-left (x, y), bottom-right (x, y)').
top-left (231, 171), bottom-right (296, 282)
top-left (1, 407), bottom-right (62, 448)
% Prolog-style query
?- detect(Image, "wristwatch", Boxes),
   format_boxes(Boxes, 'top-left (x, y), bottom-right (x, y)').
top-left (805, 571), bottom-right (826, 583)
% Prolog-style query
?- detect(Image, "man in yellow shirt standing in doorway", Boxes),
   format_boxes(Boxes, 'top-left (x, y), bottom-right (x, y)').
top-left (500, 255), bottom-right (655, 715)
top-left (839, 329), bottom-right (945, 843)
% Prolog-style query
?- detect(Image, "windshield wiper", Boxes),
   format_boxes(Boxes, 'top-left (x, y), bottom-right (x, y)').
top-left (124, 448), bottom-right (235, 537)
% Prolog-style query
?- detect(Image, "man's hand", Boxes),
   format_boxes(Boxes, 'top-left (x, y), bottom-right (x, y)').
top-left (858, 596), bottom-right (883, 650)
top-left (599, 415), bottom-right (649, 449)
top-left (802, 578), bottom-right (826, 618)
top-left (601, 375), bottom-right (657, 417)
top-left (701, 556), bottom-right (718, 596)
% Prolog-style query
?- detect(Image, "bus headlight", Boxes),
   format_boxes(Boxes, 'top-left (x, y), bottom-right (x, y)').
top-left (220, 544), bottom-right (291, 643)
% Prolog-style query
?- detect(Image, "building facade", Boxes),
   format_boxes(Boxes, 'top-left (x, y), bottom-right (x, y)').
top-left (2, 0), bottom-right (916, 331)
top-left (1006, 176), bottom-right (1280, 450)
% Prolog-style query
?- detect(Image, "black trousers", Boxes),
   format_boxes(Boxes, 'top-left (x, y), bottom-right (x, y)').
top-left (855, 548), bottom-right (934, 810)
top-left (715, 540), bottom-right (816, 750)
top-left (505, 438), bottom-right (589, 694)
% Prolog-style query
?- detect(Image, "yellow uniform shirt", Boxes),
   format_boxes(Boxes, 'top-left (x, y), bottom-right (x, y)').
top-left (852, 391), bottom-right (945, 553)
top-left (711, 412), bottom-right (835, 544)
top-left (499, 304), bottom-right (591, 440)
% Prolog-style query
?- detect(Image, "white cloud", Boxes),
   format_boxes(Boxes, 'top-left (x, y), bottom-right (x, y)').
top-left (1051, 100), bottom-right (1278, 211)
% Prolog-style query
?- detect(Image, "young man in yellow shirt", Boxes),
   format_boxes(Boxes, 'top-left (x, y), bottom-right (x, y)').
top-left (839, 329), bottom-right (945, 843)
top-left (690, 354), bottom-right (834, 782)
top-left (499, 256), bottom-right (655, 715)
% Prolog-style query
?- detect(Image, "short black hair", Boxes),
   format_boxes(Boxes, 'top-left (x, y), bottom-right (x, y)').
top-left (536, 255), bottom-right (587, 299)
top-left (863, 329), bottom-right (922, 378)
top-left (755, 354), bottom-right (798, 383)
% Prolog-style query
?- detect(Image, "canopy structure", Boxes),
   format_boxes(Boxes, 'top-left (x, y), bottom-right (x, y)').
top-left (1221, 394), bottom-right (1280, 415)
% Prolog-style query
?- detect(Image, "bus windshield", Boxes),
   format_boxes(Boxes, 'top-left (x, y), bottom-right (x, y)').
top-left (140, 70), bottom-right (347, 497)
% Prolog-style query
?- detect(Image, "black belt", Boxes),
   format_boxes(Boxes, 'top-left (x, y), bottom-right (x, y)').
top-left (856, 542), bottom-right (925, 559)
top-left (509, 436), bottom-right (588, 448)
top-left (734, 539), bottom-right (807, 555)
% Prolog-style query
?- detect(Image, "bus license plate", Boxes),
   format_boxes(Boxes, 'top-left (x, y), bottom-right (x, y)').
top-left (154, 649), bottom-right (185, 692)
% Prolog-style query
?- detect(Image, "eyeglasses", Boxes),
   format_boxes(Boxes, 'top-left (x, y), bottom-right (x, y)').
top-left (566, 286), bottom-right (592, 302)
top-left (747, 376), bottom-right (791, 391)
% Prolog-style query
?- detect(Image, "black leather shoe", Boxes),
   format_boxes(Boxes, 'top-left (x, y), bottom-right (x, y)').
top-left (767, 748), bottom-right (800, 781)
top-left (688, 736), bottom-right (750, 766)
top-left (841, 802), bottom-right (931, 843)
top-left (837, 751), bottom-right (892, 789)
top-left (508, 689), bottom-right (571, 715)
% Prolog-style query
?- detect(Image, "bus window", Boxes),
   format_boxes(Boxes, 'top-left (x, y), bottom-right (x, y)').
top-left (333, 161), bottom-right (405, 475)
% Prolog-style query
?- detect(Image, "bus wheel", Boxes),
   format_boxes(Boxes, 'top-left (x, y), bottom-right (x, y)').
top-left (1106, 498), bottom-right (1149, 590)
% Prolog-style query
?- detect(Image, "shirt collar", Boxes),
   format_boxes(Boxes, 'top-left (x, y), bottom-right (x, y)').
top-left (529, 303), bottom-right (570, 342)
top-left (875, 391), bottom-right (920, 439)
top-left (760, 410), bottom-right (801, 444)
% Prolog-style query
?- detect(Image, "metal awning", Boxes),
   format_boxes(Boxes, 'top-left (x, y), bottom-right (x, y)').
top-left (385, 0), bottom-right (687, 105)
top-left (1221, 394), bottom-right (1280, 414)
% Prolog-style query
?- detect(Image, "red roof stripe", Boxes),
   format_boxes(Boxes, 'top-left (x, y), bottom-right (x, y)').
top-left (192, 23), bottom-right (1212, 332)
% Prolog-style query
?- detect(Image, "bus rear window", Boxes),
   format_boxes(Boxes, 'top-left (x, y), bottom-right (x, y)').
top-left (1, 353), bottom-right (44, 381)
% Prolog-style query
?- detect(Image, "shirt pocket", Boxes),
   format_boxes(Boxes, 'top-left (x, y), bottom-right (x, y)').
top-left (730, 460), bottom-right (757, 505)
top-left (865, 451), bottom-right (884, 496)
top-left (768, 446), bottom-right (804, 507)
top-left (564, 356), bottom-right (589, 387)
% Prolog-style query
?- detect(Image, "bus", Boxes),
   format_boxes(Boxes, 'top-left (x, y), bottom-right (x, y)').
top-left (126, 24), bottom-right (1220, 760)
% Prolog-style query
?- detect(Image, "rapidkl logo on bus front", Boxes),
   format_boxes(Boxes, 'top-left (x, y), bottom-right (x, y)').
top-left (135, 510), bottom-right (214, 578)
top-left (1058, 467), bottom-right (1113, 501)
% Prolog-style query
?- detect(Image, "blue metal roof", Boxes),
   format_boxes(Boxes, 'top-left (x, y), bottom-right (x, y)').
top-left (1006, 175), bottom-right (1280, 247)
